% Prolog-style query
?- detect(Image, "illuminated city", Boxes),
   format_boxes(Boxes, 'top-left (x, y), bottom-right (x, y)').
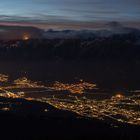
top-left (0, 0), bottom-right (140, 139)
top-left (0, 74), bottom-right (139, 126)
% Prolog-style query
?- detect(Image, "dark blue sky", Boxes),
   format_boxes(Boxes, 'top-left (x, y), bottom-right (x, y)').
top-left (0, 0), bottom-right (140, 29)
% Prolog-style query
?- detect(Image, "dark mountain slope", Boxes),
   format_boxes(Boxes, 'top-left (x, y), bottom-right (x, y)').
top-left (0, 97), bottom-right (139, 140)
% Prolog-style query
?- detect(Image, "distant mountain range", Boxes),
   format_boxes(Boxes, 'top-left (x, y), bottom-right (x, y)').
top-left (43, 22), bottom-right (140, 39)
top-left (0, 29), bottom-right (140, 62)
top-left (0, 21), bottom-right (140, 40)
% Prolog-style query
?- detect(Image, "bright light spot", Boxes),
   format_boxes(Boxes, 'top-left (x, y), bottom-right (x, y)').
top-left (44, 109), bottom-right (48, 112)
top-left (23, 34), bottom-right (30, 40)
top-left (137, 118), bottom-right (140, 121)
top-left (25, 97), bottom-right (34, 101)
top-left (111, 92), bottom-right (125, 100)
top-left (17, 92), bottom-right (25, 97)
top-left (1, 107), bottom-right (10, 111)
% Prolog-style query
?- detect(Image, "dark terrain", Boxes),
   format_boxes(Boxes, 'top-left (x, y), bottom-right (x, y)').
top-left (0, 31), bottom-right (140, 90)
top-left (0, 31), bottom-right (140, 140)
top-left (0, 97), bottom-right (139, 140)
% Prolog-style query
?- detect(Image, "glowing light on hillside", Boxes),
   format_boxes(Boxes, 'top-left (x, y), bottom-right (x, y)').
top-left (23, 34), bottom-right (30, 40)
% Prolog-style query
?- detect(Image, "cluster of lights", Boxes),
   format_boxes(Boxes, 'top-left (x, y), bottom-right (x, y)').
top-left (0, 74), bottom-right (8, 82)
top-left (43, 94), bottom-right (140, 126)
top-left (111, 93), bottom-right (125, 100)
top-left (0, 74), bottom-right (139, 126)
top-left (13, 77), bottom-right (45, 88)
top-left (0, 91), bottom-right (21, 98)
top-left (49, 81), bottom-right (97, 94)
top-left (4, 77), bottom-right (96, 94)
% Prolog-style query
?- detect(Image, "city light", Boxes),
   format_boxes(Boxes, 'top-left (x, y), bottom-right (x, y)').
top-left (0, 74), bottom-right (139, 126)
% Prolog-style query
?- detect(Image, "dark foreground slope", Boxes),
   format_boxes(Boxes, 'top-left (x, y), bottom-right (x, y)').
top-left (0, 97), bottom-right (139, 140)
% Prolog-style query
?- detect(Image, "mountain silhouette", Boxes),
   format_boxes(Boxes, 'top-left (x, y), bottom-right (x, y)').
top-left (105, 21), bottom-right (123, 28)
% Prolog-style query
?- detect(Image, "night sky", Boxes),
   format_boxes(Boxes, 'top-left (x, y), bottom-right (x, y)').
top-left (0, 0), bottom-right (140, 29)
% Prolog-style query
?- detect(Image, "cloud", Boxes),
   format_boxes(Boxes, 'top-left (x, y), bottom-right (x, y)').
top-left (0, 14), bottom-right (78, 24)
top-left (0, 0), bottom-right (140, 30)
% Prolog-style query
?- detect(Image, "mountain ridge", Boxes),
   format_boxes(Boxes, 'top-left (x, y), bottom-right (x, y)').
top-left (0, 21), bottom-right (140, 40)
